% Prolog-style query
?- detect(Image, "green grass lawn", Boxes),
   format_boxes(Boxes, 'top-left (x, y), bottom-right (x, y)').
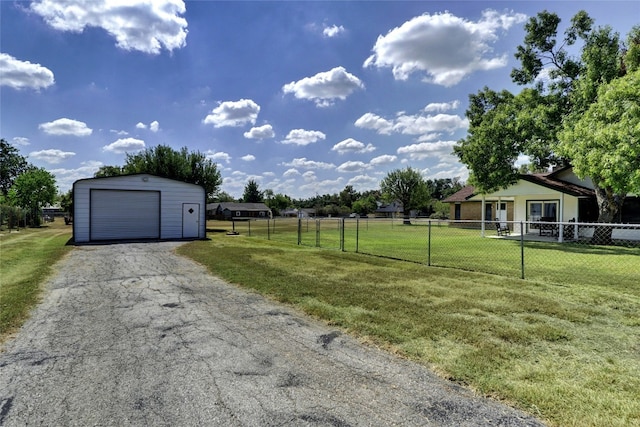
top-left (0, 221), bottom-right (72, 342)
top-left (180, 224), bottom-right (640, 427)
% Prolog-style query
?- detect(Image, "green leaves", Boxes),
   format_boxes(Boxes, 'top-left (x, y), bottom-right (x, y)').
top-left (558, 70), bottom-right (640, 195)
top-left (380, 167), bottom-right (431, 213)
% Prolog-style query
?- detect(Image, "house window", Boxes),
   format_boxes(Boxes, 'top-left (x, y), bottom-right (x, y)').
top-left (527, 200), bottom-right (558, 230)
top-left (454, 203), bottom-right (461, 220)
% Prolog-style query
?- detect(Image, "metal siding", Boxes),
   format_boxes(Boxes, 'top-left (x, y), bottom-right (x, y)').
top-left (73, 174), bottom-right (206, 242)
top-left (90, 190), bottom-right (160, 240)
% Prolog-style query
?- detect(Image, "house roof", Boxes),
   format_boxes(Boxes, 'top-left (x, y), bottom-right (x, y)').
top-left (520, 173), bottom-right (594, 197)
top-left (208, 202), bottom-right (270, 211)
top-left (446, 167), bottom-right (595, 202)
top-left (443, 185), bottom-right (476, 202)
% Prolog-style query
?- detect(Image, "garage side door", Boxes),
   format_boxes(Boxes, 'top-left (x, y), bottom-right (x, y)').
top-left (91, 190), bottom-right (160, 241)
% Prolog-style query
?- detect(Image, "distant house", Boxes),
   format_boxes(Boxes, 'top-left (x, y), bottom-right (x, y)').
top-left (207, 202), bottom-right (272, 220)
top-left (374, 201), bottom-right (403, 218)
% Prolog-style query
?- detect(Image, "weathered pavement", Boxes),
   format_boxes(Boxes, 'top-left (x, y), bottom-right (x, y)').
top-left (0, 242), bottom-right (545, 426)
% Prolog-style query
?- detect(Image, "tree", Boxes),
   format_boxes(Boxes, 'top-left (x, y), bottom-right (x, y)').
top-left (267, 193), bottom-right (292, 216)
top-left (0, 139), bottom-right (29, 198)
top-left (9, 167), bottom-right (57, 227)
top-left (98, 145), bottom-right (222, 201)
top-left (352, 194), bottom-right (377, 216)
top-left (213, 191), bottom-right (236, 203)
top-left (59, 190), bottom-right (73, 215)
top-left (339, 185), bottom-right (358, 209)
top-left (558, 69), bottom-right (640, 241)
top-left (380, 167), bottom-right (430, 224)
top-left (242, 179), bottom-right (263, 203)
top-left (455, 10), bottom-right (639, 225)
top-left (94, 165), bottom-right (124, 177)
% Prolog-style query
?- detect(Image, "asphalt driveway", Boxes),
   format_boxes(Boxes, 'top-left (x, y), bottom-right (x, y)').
top-left (0, 242), bottom-right (545, 426)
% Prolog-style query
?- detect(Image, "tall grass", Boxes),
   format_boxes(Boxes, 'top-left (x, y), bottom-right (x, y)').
top-left (179, 228), bottom-right (640, 427)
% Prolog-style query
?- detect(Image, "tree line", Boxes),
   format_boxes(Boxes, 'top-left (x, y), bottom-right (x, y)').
top-left (1, 139), bottom-right (57, 228)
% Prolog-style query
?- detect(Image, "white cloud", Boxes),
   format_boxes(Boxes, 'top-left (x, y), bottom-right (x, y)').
top-left (203, 99), bottom-right (260, 127)
top-left (354, 113), bottom-right (393, 135)
top-left (30, 0), bottom-right (188, 54)
top-left (39, 118), bottom-right (92, 136)
top-left (0, 53), bottom-right (55, 90)
top-left (12, 137), bottom-right (30, 146)
top-left (206, 150), bottom-right (231, 164)
top-left (282, 157), bottom-right (335, 170)
top-left (281, 129), bottom-right (326, 146)
top-left (29, 149), bottom-right (75, 164)
top-left (347, 174), bottom-right (379, 191)
top-left (244, 124), bottom-right (275, 139)
top-left (283, 168), bottom-right (300, 178)
top-left (336, 161), bottom-right (370, 173)
top-left (282, 66), bottom-right (364, 107)
top-left (110, 129), bottom-right (128, 136)
top-left (364, 10), bottom-right (527, 86)
top-left (323, 24), bottom-right (345, 38)
top-left (241, 154), bottom-right (255, 162)
top-left (424, 100), bottom-right (460, 112)
top-left (149, 120), bottom-right (160, 132)
top-left (136, 122), bottom-right (147, 129)
top-left (369, 154), bottom-right (397, 166)
top-left (102, 138), bottom-right (145, 153)
top-left (393, 113), bottom-right (468, 135)
top-left (49, 160), bottom-right (103, 192)
top-left (356, 108), bottom-right (468, 138)
top-left (396, 140), bottom-right (456, 160)
top-left (331, 138), bottom-right (375, 155)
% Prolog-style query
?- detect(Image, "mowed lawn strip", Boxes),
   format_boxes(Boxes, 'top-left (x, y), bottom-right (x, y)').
top-left (0, 222), bottom-right (72, 342)
top-left (178, 232), bottom-right (640, 427)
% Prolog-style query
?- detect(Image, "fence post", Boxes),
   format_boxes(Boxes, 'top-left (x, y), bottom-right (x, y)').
top-left (267, 219), bottom-right (270, 240)
top-left (316, 219), bottom-right (320, 247)
top-left (356, 218), bottom-right (359, 253)
top-left (297, 218), bottom-right (301, 245)
top-left (248, 219), bottom-right (251, 236)
top-left (428, 220), bottom-right (432, 266)
top-left (341, 218), bottom-right (345, 251)
top-left (520, 221), bottom-right (525, 279)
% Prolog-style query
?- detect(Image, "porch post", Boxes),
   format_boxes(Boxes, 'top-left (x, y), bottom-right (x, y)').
top-left (558, 194), bottom-right (564, 242)
top-left (481, 195), bottom-right (486, 237)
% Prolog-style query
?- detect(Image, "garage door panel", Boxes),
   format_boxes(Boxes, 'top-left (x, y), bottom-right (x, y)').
top-left (91, 190), bottom-right (160, 241)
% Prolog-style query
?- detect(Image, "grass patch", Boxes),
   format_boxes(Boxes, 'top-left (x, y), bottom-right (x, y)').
top-left (178, 230), bottom-right (640, 427)
top-left (0, 221), bottom-right (72, 343)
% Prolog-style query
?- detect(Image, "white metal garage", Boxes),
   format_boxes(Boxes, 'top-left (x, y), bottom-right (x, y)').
top-left (73, 174), bottom-right (206, 243)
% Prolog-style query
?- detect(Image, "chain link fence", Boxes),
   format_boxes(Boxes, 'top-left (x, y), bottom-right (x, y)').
top-left (216, 218), bottom-right (640, 286)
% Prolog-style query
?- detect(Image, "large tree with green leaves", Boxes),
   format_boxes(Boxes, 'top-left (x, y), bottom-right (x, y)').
top-left (97, 145), bottom-right (222, 202)
top-left (455, 10), bottom-right (639, 226)
top-left (558, 69), bottom-right (640, 223)
top-left (241, 179), bottom-right (263, 203)
top-left (380, 167), bottom-right (431, 224)
top-left (0, 139), bottom-right (29, 198)
top-left (9, 167), bottom-right (57, 227)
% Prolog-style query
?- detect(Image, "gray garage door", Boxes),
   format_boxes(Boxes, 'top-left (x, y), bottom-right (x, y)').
top-left (90, 190), bottom-right (160, 241)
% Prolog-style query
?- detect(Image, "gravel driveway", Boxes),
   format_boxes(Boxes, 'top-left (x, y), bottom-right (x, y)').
top-left (0, 242), bottom-right (544, 426)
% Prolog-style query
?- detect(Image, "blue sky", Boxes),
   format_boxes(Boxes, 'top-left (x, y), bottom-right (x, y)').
top-left (1, 1), bottom-right (638, 199)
